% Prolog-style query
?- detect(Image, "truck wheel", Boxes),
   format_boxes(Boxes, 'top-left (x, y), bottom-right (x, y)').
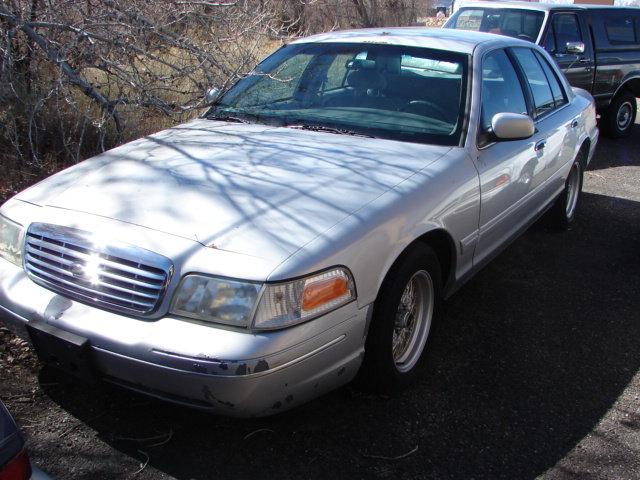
top-left (602, 92), bottom-right (637, 138)
top-left (358, 244), bottom-right (442, 393)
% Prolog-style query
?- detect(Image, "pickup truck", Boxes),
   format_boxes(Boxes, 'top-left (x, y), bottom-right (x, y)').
top-left (444, 2), bottom-right (640, 138)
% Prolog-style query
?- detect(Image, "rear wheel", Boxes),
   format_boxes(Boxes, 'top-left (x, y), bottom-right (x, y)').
top-left (546, 149), bottom-right (584, 230)
top-left (359, 244), bottom-right (442, 393)
top-left (602, 92), bottom-right (637, 138)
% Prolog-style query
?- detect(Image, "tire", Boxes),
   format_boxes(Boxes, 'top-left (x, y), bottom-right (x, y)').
top-left (358, 243), bottom-right (442, 393)
top-left (601, 92), bottom-right (637, 138)
top-left (546, 149), bottom-right (585, 230)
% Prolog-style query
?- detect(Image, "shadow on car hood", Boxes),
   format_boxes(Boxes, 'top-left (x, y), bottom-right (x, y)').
top-left (16, 119), bottom-right (451, 262)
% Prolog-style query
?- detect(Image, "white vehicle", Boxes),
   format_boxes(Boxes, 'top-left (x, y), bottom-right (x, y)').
top-left (0, 28), bottom-right (598, 416)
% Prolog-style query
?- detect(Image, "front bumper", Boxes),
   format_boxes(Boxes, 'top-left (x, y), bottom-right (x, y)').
top-left (0, 259), bottom-right (369, 416)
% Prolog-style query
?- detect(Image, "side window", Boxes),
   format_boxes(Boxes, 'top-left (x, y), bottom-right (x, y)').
top-left (512, 47), bottom-right (556, 117)
top-left (605, 16), bottom-right (637, 45)
top-left (502, 12), bottom-right (523, 36)
top-left (535, 51), bottom-right (567, 108)
top-left (480, 49), bottom-right (528, 136)
top-left (548, 14), bottom-right (582, 54)
top-left (323, 54), bottom-right (354, 91)
top-left (454, 9), bottom-right (484, 31)
top-left (522, 12), bottom-right (545, 41)
top-left (543, 25), bottom-right (557, 53)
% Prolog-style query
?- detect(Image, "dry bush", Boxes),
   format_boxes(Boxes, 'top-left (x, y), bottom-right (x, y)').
top-left (0, 0), bottom-right (289, 187)
top-left (0, 0), bottom-right (431, 197)
top-left (283, 0), bottom-right (426, 32)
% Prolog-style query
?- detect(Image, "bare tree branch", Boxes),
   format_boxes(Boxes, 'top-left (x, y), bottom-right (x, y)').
top-left (0, 4), bottom-right (123, 132)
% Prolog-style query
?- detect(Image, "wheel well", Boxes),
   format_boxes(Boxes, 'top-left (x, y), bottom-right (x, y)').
top-left (578, 138), bottom-right (590, 170)
top-left (619, 78), bottom-right (640, 99)
top-left (413, 229), bottom-right (455, 290)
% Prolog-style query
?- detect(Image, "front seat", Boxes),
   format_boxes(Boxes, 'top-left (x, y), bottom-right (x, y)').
top-left (324, 61), bottom-right (396, 110)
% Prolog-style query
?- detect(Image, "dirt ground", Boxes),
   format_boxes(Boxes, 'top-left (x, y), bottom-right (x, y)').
top-left (1, 123), bottom-right (639, 479)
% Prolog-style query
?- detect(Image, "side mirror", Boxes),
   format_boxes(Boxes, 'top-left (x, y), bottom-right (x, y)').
top-left (565, 41), bottom-right (585, 54)
top-left (492, 113), bottom-right (535, 141)
top-left (205, 87), bottom-right (221, 104)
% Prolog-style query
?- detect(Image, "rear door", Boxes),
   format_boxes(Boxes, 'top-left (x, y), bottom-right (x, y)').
top-left (542, 12), bottom-right (595, 92)
top-left (511, 47), bottom-right (579, 194)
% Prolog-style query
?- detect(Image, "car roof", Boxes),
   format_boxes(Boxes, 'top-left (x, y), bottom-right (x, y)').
top-left (455, 1), bottom-right (640, 13)
top-left (291, 27), bottom-right (531, 54)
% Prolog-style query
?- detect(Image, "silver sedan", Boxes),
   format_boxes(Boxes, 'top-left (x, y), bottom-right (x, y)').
top-left (0, 28), bottom-right (598, 416)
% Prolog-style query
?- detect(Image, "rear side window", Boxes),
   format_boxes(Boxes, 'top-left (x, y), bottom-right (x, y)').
top-left (480, 49), bottom-right (527, 136)
top-left (544, 14), bottom-right (582, 54)
top-left (512, 48), bottom-right (555, 117)
top-left (605, 16), bottom-right (637, 45)
top-left (534, 51), bottom-right (567, 107)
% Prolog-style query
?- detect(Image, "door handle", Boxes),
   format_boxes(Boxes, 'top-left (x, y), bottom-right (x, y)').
top-left (577, 58), bottom-right (592, 71)
top-left (571, 119), bottom-right (579, 129)
top-left (534, 140), bottom-right (546, 152)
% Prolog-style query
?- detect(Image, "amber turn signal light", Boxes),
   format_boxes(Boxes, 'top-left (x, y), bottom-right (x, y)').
top-left (302, 276), bottom-right (349, 311)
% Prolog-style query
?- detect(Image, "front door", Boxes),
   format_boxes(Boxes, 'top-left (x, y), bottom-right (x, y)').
top-left (474, 48), bottom-right (548, 266)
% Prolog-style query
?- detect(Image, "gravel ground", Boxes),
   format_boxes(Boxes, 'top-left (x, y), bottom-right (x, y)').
top-left (1, 122), bottom-right (639, 479)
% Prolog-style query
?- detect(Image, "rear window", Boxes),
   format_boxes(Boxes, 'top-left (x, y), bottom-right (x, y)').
top-left (446, 8), bottom-right (544, 43)
top-left (605, 16), bottom-right (637, 45)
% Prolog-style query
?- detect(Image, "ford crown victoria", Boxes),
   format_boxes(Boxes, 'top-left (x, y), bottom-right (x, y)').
top-left (0, 29), bottom-right (598, 416)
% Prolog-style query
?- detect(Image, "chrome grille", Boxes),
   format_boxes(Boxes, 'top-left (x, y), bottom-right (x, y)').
top-left (24, 223), bottom-right (173, 315)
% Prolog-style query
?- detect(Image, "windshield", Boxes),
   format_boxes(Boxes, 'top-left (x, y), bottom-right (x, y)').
top-left (445, 8), bottom-right (544, 43)
top-left (207, 43), bottom-right (468, 146)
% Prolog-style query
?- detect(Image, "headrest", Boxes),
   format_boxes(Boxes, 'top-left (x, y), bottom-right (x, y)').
top-left (346, 68), bottom-right (387, 92)
top-left (346, 58), bottom-right (376, 70)
top-left (375, 55), bottom-right (402, 75)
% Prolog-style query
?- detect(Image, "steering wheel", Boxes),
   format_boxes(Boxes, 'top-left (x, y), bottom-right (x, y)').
top-left (402, 100), bottom-right (449, 123)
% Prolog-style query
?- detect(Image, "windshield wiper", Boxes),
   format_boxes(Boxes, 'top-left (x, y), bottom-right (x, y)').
top-left (286, 124), bottom-right (374, 138)
top-left (206, 113), bottom-right (250, 123)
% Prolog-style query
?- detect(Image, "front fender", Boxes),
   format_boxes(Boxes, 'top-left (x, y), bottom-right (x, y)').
top-left (268, 149), bottom-right (481, 309)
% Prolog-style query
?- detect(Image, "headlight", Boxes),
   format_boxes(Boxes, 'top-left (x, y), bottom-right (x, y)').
top-left (253, 267), bottom-right (356, 330)
top-left (171, 275), bottom-right (262, 327)
top-left (0, 214), bottom-right (25, 267)
top-left (171, 267), bottom-right (356, 330)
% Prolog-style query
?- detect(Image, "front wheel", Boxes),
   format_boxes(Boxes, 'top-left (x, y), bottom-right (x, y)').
top-left (602, 92), bottom-right (637, 138)
top-left (358, 244), bottom-right (442, 393)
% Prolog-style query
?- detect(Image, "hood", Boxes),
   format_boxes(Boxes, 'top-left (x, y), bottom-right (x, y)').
top-left (16, 119), bottom-right (451, 262)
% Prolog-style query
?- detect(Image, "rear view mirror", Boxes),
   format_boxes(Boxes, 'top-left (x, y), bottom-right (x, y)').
top-left (492, 113), bottom-right (535, 141)
top-left (565, 41), bottom-right (585, 54)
